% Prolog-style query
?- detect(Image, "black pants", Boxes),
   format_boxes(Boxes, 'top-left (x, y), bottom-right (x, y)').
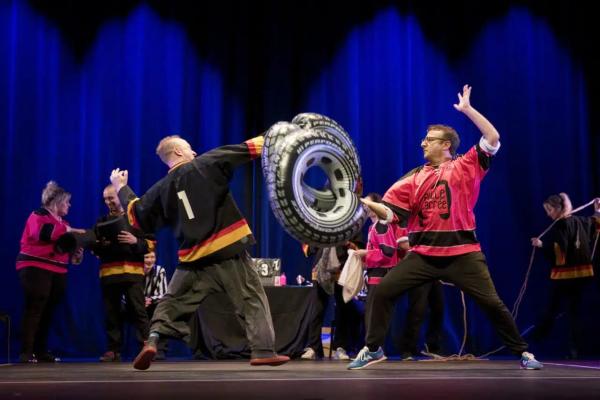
top-left (19, 267), bottom-right (66, 355)
top-left (366, 252), bottom-right (528, 355)
top-left (306, 282), bottom-right (363, 356)
top-left (150, 253), bottom-right (277, 359)
top-left (101, 280), bottom-right (149, 353)
top-left (531, 278), bottom-right (590, 357)
top-left (399, 280), bottom-right (445, 355)
top-left (305, 282), bottom-right (331, 357)
top-left (331, 283), bottom-right (363, 352)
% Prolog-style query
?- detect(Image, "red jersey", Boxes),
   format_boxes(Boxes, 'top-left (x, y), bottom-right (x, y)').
top-left (382, 141), bottom-right (496, 257)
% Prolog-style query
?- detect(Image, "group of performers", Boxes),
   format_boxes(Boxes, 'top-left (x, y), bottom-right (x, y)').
top-left (16, 180), bottom-right (170, 364)
top-left (15, 85), bottom-right (599, 370)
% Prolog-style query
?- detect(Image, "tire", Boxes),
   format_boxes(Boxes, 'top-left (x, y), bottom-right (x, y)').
top-left (262, 121), bottom-right (302, 186)
top-left (266, 128), bottom-right (366, 246)
top-left (292, 113), bottom-right (361, 168)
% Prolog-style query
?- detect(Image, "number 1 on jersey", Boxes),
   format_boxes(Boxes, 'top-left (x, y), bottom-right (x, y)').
top-left (177, 191), bottom-right (196, 220)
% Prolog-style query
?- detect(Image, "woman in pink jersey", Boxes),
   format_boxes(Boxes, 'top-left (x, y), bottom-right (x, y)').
top-left (16, 181), bottom-right (84, 363)
top-left (354, 193), bottom-right (408, 326)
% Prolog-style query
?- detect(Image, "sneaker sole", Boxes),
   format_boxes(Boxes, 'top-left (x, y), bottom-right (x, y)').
top-left (348, 355), bottom-right (387, 370)
top-left (250, 356), bottom-right (290, 366)
top-left (133, 347), bottom-right (157, 371)
top-left (520, 365), bottom-right (542, 370)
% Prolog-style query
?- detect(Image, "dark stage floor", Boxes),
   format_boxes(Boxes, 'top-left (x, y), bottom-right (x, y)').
top-left (1, 359), bottom-right (600, 399)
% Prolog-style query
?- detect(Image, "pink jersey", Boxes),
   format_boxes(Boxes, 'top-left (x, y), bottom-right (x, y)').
top-left (383, 143), bottom-right (494, 257)
top-left (16, 208), bottom-right (70, 273)
top-left (365, 222), bottom-right (407, 269)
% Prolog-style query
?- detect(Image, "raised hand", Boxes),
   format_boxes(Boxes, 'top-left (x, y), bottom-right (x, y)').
top-left (453, 84), bottom-right (472, 112)
top-left (110, 168), bottom-right (128, 191)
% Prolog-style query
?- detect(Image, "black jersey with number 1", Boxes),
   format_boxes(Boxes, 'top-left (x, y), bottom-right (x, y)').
top-left (118, 137), bottom-right (263, 267)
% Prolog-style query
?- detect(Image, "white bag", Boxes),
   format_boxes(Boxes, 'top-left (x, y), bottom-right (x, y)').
top-left (337, 250), bottom-right (364, 303)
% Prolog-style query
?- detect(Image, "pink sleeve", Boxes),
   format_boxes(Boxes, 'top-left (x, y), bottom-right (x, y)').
top-left (456, 145), bottom-right (491, 182)
top-left (382, 178), bottom-right (411, 212)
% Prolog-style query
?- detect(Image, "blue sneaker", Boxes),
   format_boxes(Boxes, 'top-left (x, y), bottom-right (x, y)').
top-left (520, 352), bottom-right (543, 370)
top-left (347, 346), bottom-right (387, 370)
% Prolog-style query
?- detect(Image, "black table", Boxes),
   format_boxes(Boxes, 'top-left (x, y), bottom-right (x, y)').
top-left (190, 286), bottom-right (317, 359)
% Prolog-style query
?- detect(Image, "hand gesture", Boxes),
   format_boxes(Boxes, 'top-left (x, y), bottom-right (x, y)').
top-left (346, 241), bottom-right (358, 251)
top-left (453, 84), bottom-right (472, 113)
top-left (360, 197), bottom-right (390, 221)
top-left (354, 249), bottom-right (367, 259)
top-left (110, 168), bottom-right (128, 192)
top-left (531, 237), bottom-right (543, 248)
top-left (71, 247), bottom-right (84, 265)
top-left (67, 226), bottom-right (87, 234)
top-left (117, 230), bottom-right (138, 245)
top-left (360, 197), bottom-right (377, 210)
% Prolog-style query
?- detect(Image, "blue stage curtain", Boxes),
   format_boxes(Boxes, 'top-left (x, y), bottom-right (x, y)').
top-left (1, 1), bottom-right (594, 359)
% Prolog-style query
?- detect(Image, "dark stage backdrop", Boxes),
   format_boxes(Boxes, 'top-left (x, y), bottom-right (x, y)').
top-left (1, 0), bottom-right (599, 359)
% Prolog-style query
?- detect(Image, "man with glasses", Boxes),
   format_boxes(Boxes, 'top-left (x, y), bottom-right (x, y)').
top-left (348, 85), bottom-right (543, 370)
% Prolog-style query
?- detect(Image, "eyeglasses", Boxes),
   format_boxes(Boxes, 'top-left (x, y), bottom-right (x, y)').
top-left (421, 136), bottom-right (448, 143)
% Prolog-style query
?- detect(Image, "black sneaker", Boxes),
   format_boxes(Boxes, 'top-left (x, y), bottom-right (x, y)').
top-left (36, 352), bottom-right (61, 363)
top-left (19, 353), bottom-right (37, 363)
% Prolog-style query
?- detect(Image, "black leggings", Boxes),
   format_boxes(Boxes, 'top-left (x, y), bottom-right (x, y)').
top-left (531, 278), bottom-right (590, 356)
top-left (19, 267), bottom-right (67, 355)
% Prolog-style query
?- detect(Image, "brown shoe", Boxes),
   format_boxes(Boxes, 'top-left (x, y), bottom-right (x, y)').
top-left (99, 351), bottom-right (121, 362)
top-left (133, 341), bottom-right (157, 371)
top-left (250, 355), bottom-right (290, 366)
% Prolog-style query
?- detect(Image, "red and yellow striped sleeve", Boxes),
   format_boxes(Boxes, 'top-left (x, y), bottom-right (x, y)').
top-left (126, 198), bottom-right (141, 230)
top-left (244, 136), bottom-right (264, 160)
